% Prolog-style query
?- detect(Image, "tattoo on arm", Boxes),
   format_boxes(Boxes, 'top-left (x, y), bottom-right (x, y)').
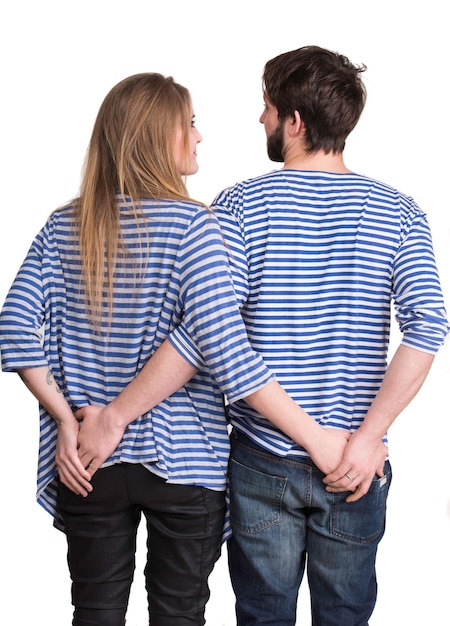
top-left (18, 369), bottom-right (62, 394)
top-left (18, 370), bottom-right (65, 425)
top-left (46, 370), bottom-right (63, 393)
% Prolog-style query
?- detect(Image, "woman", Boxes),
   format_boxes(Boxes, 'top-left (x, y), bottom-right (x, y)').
top-left (0, 73), bottom-right (347, 626)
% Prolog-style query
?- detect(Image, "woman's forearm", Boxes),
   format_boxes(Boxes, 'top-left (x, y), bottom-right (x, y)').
top-left (77, 339), bottom-right (348, 475)
top-left (244, 379), bottom-right (320, 444)
top-left (91, 339), bottom-right (320, 447)
top-left (17, 366), bottom-right (77, 425)
top-left (244, 380), bottom-right (349, 473)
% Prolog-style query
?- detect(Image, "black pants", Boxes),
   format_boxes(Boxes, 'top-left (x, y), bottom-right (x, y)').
top-left (57, 463), bottom-right (225, 626)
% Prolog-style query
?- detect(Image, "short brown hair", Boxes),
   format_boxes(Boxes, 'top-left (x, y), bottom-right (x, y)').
top-left (263, 45), bottom-right (367, 154)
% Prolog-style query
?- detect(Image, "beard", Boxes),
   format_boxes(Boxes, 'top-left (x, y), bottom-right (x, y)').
top-left (266, 122), bottom-right (285, 162)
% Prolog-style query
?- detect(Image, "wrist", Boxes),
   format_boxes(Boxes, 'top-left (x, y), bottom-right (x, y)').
top-left (292, 415), bottom-right (323, 450)
top-left (100, 401), bottom-right (133, 430)
top-left (54, 414), bottom-right (78, 427)
top-left (352, 422), bottom-right (386, 444)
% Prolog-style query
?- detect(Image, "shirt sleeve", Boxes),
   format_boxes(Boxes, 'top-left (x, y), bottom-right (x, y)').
top-left (0, 231), bottom-right (49, 371)
top-left (393, 207), bottom-right (449, 353)
top-left (210, 201), bottom-right (250, 309)
top-left (168, 206), bottom-right (273, 403)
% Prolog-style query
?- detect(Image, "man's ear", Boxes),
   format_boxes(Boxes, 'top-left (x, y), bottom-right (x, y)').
top-left (287, 110), bottom-right (303, 137)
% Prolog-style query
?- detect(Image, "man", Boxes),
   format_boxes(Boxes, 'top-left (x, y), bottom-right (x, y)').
top-left (207, 45), bottom-right (449, 625)
top-left (74, 46), bottom-right (448, 625)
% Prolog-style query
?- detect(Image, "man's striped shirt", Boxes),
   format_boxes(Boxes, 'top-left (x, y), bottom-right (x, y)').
top-left (210, 169), bottom-right (449, 456)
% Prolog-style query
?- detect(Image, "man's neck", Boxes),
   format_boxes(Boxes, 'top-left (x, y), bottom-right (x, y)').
top-left (283, 149), bottom-right (351, 174)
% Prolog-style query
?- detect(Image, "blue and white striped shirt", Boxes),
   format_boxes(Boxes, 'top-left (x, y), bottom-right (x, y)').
top-left (0, 197), bottom-right (273, 526)
top-left (209, 169), bottom-right (449, 456)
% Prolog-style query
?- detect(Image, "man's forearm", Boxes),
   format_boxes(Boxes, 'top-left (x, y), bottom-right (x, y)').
top-left (99, 338), bottom-right (197, 428)
top-left (358, 344), bottom-right (434, 441)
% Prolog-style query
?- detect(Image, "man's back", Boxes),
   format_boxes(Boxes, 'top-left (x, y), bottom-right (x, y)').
top-left (212, 168), bottom-right (448, 455)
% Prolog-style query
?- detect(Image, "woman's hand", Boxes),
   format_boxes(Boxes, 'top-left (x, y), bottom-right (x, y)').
top-left (307, 427), bottom-right (350, 475)
top-left (75, 405), bottom-right (126, 478)
top-left (55, 418), bottom-right (93, 496)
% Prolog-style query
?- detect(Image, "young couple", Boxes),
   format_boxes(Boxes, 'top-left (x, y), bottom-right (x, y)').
top-left (1, 45), bottom-right (447, 626)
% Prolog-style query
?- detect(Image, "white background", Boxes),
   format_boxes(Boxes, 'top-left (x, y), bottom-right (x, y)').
top-left (1, 2), bottom-right (449, 624)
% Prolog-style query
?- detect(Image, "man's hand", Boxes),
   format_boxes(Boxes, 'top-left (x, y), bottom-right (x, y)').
top-left (75, 405), bottom-right (125, 478)
top-left (323, 429), bottom-right (387, 502)
top-left (55, 419), bottom-right (93, 496)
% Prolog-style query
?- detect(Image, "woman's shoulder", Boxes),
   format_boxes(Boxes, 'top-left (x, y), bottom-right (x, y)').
top-left (138, 197), bottom-right (212, 224)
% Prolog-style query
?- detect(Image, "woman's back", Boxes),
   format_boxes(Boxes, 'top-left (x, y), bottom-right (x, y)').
top-left (1, 192), bottom-right (274, 521)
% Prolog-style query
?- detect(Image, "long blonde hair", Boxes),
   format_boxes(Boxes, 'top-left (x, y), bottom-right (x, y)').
top-left (74, 73), bottom-right (194, 327)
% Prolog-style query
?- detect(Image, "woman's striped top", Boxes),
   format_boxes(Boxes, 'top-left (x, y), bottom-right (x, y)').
top-left (0, 197), bottom-right (273, 527)
top-left (209, 169), bottom-right (449, 456)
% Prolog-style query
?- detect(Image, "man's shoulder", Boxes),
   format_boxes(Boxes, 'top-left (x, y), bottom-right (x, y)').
top-left (213, 169), bottom-right (421, 216)
top-left (212, 169), bottom-right (283, 204)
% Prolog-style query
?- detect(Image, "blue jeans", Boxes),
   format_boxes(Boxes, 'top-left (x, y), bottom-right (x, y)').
top-left (227, 430), bottom-right (392, 626)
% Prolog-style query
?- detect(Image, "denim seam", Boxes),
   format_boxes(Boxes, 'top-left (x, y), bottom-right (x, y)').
top-left (235, 439), bottom-right (320, 474)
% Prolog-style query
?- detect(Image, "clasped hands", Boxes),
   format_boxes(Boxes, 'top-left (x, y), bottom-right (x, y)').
top-left (55, 405), bottom-right (125, 497)
top-left (56, 406), bottom-right (387, 503)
